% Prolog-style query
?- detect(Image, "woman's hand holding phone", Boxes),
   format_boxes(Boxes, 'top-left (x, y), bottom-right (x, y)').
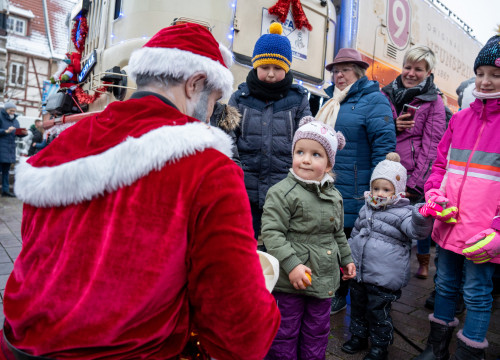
top-left (396, 113), bottom-right (415, 131)
top-left (396, 104), bottom-right (418, 132)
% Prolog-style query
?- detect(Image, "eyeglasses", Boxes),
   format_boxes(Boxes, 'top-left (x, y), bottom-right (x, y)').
top-left (331, 67), bottom-right (353, 75)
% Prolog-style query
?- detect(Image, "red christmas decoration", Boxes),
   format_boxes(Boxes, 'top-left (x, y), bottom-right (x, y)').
top-left (71, 16), bottom-right (88, 53)
top-left (74, 85), bottom-right (108, 105)
top-left (268, 0), bottom-right (313, 31)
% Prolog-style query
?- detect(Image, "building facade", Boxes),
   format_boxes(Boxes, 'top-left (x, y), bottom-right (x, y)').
top-left (2, 0), bottom-right (75, 119)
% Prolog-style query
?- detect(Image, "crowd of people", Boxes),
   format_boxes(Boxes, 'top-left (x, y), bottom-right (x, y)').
top-left (0, 20), bottom-right (498, 360)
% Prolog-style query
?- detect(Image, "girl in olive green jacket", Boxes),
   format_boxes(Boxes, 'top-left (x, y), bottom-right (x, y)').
top-left (262, 117), bottom-right (356, 360)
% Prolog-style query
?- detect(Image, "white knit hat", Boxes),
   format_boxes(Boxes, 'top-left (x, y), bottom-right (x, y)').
top-left (370, 153), bottom-right (407, 195)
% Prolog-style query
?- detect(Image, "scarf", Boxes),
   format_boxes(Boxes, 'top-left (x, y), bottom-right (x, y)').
top-left (386, 74), bottom-right (434, 114)
top-left (315, 84), bottom-right (353, 129)
top-left (472, 89), bottom-right (500, 100)
top-left (246, 69), bottom-right (293, 101)
top-left (364, 191), bottom-right (404, 209)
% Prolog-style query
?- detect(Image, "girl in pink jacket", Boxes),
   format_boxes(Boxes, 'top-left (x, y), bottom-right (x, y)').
top-left (415, 35), bottom-right (500, 360)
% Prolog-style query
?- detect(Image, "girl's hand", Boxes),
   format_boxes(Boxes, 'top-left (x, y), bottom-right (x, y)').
top-left (289, 264), bottom-right (312, 290)
top-left (395, 113), bottom-right (415, 132)
top-left (342, 263), bottom-right (356, 280)
top-left (6, 126), bottom-right (15, 134)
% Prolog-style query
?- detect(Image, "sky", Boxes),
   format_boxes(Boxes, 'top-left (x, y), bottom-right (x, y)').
top-left (436, 0), bottom-right (500, 45)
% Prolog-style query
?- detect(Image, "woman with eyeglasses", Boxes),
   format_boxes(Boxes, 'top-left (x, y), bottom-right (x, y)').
top-left (381, 46), bottom-right (447, 280)
top-left (316, 48), bottom-right (396, 317)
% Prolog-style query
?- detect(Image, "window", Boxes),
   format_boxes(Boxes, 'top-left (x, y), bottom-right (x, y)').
top-left (9, 62), bottom-right (25, 87)
top-left (7, 16), bottom-right (27, 36)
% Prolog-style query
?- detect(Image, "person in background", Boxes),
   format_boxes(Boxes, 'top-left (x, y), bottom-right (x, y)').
top-left (415, 34), bottom-right (500, 360)
top-left (381, 45), bottom-right (446, 280)
top-left (230, 22), bottom-right (311, 245)
top-left (0, 102), bottom-right (27, 197)
top-left (28, 120), bottom-right (46, 156)
top-left (1, 23), bottom-right (280, 360)
top-left (262, 117), bottom-right (355, 360)
top-left (317, 48), bottom-right (395, 314)
top-left (342, 152), bottom-right (432, 360)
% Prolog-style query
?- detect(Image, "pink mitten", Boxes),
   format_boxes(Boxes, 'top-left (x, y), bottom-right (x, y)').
top-left (462, 217), bottom-right (500, 263)
top-left (419, 201), bottom-right (443, 217)
top-left (463, 229), bottom-right (500, 263)
top-left (419, 201), bottom-right (458, 223)
top-left (425, 189), bottom-right (449, 205)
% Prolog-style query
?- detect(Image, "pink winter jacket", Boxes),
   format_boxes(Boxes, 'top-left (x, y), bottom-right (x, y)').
top-left (424, 98), bottom-right (500, 264)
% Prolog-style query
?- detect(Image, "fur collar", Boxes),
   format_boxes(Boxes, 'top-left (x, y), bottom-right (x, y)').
top-left (15, 122), bottom-right (233, 208)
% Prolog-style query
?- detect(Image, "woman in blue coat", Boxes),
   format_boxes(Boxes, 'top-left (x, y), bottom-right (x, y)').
top-left (316, 48), bottom-right (396, 314)
top-left (0, 102), bottom-right (26, 197)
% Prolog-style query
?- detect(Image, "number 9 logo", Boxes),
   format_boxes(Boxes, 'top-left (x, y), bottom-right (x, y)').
top-left (387, 0), bottom-right (410, 49)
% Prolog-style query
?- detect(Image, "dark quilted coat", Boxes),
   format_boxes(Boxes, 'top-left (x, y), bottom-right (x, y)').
top-left (229, 83), bottom-right (311, 207)
top-left (0, 109), bottom-right (21, 163)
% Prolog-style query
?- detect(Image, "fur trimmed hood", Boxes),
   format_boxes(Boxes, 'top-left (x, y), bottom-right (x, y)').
top-left (14, 97), bottom-right (234, 208)
top-left (210, 102), bottom-right (241, 131)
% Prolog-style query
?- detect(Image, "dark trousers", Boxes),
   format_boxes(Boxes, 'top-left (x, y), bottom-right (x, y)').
top-left (349, 281), bottom-right (401, 347)
top-left (1, 163), bottom-right (11, 193)
top-left (250, 202), bottom-right (263, 242)
top-left (335, 227), bottom-right (352, 298)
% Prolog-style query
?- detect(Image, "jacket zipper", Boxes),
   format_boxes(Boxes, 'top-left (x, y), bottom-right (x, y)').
top-left (241, 108), bottom-right (247, 138)
top-left (423, 160), bottom-right (433, 180)
top-left (288, 112), bottom-right (293, 142)
top-left (441, 100), bottom-right (487, 248)
top-left (354, 163), bottom-right (358, 195)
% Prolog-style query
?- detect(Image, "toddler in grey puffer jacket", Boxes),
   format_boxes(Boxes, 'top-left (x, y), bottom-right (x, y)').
top-left (341, 152), bottom-right (433, 359)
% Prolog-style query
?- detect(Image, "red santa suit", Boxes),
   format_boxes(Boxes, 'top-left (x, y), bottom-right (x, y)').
top-left (1, 23), bottom-right (280, 360)
top-left (1, 93), bottom-right (280, 359)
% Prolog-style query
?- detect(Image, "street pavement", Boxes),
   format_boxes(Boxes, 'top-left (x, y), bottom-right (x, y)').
top-left (0, 196), bottom-right (498, 359)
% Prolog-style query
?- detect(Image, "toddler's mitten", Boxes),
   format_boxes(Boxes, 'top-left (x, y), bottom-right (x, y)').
top-left (425, 189), bottom-right (449, 205)
top-left (419, 200), bottom-right (458, 223)
top-left (462, 217), bottom-right (500, 263)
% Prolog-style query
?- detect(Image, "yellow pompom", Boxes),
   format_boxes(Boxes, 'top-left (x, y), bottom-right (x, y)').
top-left (269, 22), bottom-right (283, 35)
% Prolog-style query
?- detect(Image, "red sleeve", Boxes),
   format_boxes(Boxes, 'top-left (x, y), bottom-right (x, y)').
top-left (187, 151), bottom-right (280, 360)
top-left (424, 114), bottom-right (455, 193)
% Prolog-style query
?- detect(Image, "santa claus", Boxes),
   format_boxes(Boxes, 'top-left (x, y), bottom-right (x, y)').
top-left (1, 23), bottom-right (280, 360)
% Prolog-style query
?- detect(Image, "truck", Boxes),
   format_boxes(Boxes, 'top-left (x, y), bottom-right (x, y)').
top-left (44, 0), bottom-right (483, 131)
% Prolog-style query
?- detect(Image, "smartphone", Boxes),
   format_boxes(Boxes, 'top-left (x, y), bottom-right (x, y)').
top-left (402, 104), bottom-right (419, 120)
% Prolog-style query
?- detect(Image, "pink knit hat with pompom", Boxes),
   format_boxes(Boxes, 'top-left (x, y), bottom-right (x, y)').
top-left (292, 116), bottom-right (346, 166)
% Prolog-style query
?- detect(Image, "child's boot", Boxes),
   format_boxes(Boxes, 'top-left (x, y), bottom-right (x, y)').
top-left (341, 335), bottom-right (368, 354)
top-left (416, 253), bottom-right (431, 279)
top-left (452, 330), bottom-right (487, 360)
top-left (363, 345), bottom-right (388, 360)
top-left (414, 314), bottom-right (459, 360)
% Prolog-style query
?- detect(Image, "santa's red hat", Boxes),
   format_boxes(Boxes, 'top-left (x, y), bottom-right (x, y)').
top-left (129, 23), bottom-right (234, 98)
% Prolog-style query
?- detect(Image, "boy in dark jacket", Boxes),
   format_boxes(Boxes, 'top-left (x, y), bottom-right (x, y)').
top-left (342, 153), bottom-right (433, 360)
top-left (229, 22), bottom-right (311, 242)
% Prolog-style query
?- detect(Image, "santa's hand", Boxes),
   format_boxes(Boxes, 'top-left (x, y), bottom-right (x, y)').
top-left (463, 229), bottom-right (500, 263)
top-left (425, 189), bottom-right (449, 205)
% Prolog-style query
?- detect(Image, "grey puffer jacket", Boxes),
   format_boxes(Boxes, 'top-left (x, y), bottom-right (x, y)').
top-left (349, 198), bottom-right (432, 291)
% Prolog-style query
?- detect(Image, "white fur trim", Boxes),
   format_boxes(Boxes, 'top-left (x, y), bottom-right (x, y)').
top-left (219, 44), bottom-right (233, 68)
top-left (14, 123), bottom-right (234, 207)
top-left (129, 47), bottom-right (234, 98)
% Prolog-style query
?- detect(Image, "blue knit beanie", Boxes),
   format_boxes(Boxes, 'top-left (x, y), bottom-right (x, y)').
top-left (474, 35), bottom-right (500, 73)
top-left (252, 23), bottom-right (292, 73)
